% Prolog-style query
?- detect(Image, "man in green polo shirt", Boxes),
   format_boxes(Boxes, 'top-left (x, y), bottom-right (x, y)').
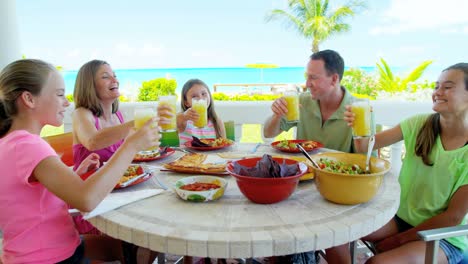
top-left (264, 49), bottom-right (356, 153)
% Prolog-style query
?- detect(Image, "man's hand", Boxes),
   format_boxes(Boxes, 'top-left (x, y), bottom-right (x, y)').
top-left (271, 97), bottom-right (288, 117)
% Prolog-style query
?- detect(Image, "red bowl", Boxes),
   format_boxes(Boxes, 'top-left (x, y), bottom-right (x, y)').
top-left (226, 157), bottom-right (308, 204)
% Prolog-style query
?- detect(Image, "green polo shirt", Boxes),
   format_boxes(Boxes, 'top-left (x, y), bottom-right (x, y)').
top-left (280, 87), bottom-right (356, 153)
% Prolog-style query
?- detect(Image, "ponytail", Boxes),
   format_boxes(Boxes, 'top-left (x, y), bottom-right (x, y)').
top-left (0, 59), bottom-right (56, 137)
top-left (415, 113), bottom-right (440, 166)
top-left (0, 100), bottom-right (13, 137)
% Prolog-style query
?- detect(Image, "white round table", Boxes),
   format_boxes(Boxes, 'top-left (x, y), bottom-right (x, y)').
top-left (89, 144), bottom-right (400, 259)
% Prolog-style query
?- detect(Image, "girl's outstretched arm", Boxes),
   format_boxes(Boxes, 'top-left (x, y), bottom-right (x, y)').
top-left (72, 108), bottom-right (133, 151)
top-left (34, 117), bottom-right (160, 212)
top-left (344, 105), bottom-right (403, 153)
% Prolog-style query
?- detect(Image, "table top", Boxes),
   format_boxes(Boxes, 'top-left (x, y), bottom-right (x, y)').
top-left (89, 143), bottom-right (400, 258)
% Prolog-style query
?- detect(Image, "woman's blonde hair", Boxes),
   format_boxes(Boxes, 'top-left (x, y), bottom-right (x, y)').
top-left (73, 60), bottom-right (119, 117)
top-left (415, 63), bottom-right (468, 165)
top-left (0, 59), bottom-right (56, 137)
top-left (181, 79), bottom-right (222, 138)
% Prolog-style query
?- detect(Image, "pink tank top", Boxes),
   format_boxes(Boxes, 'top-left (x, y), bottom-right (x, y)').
top-left (71, 111), bottom-right (125, 235)
top-left (72, 111), bottom-right (124, 170)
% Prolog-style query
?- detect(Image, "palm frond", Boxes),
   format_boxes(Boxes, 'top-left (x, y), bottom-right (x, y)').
top-left (266, 0), bottom-right (368, 51)
top-left (399, 60), bottom-right (433, 91)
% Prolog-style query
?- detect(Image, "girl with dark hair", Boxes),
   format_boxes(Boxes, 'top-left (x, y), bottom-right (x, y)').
top-left (175, 78), bottom-right (226, 145)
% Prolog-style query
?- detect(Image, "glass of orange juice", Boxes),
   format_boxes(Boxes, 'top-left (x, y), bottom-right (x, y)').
top-left (192, 98), bottom-right (207, 128)
top-left (284, 90), bottom-right (300, 122)
top-left (351, 98), bottom-right (372, 138)
top-left (134, 106), bottom-right (158, 153)
top-left (159, 95), bottom-right (177, 132)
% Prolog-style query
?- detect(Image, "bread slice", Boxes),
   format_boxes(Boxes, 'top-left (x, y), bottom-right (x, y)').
top-left (164, 153), bottom-right (226, 174)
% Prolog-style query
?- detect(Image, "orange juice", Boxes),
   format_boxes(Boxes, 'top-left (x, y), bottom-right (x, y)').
top-left (351, 100), bottom-right (371, 137)
top-left (134, 107), bottom-right (157, 151)
top-left (192, 98), bottom-right (207, 128)
top-left (134, 107), bottom-right (155, 129)
top-left (159, 96), bottom-right (177, 131)
top-left (284, 91), bottom-right (299, 122)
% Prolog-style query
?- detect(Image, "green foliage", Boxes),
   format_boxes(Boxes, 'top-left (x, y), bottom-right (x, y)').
top-left (342, 67), bottom-right (378, 98)
top-left (119, 95), bottom-right (130, 102)
top-left (409, 79), bottom-right (435, 92)
top-left (266, 0), bottom-right (367, 52)
top-left (137, 78), bottom-right (177, 101)
top-left (213, 92), bottom-right (281, 101)
top-left (66, 94), bottom-right (74, 102)
top-left (376, 58), bottom-right (432, 93)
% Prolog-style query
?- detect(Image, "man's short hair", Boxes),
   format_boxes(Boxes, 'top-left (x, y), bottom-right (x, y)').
top-left (310, 50), bottom-right (345, 81)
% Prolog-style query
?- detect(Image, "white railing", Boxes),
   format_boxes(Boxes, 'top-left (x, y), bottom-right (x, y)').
top-left (64, 100), bottom-right (433, 174)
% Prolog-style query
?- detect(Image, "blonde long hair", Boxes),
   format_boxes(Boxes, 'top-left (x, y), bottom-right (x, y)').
top-left (0, 59), bottom-right (56, 137)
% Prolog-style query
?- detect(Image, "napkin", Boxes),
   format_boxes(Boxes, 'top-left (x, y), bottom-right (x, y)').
top-left (82, 189), bottom-right (164, 220)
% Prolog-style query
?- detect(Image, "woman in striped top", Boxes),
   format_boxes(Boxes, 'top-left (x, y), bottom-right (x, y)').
top-left (177, 79), bottom-right (226, 145)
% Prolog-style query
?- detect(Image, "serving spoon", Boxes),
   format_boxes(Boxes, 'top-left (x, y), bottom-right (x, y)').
top-left (365, 135), bottom-right (376, 174)
top-left (296, 143), bottom-right (320, 169)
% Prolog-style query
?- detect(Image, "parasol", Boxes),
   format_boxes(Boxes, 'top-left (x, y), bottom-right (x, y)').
top-left (245, 63), bottom-right (279, 82)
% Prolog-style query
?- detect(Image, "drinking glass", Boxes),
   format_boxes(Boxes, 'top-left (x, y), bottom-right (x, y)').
top-left (284, 90), bottom-right (300, 122)
top-left (159, 95), bottom-right (177, 132)
top-left (134, 106), bottom-right (158, 153)
top-left (224, 120), bottom-right (235, 141)
top-left (351, 98), bottom-right (372, 138)
top-left (192, 98), bottom-right (207, 128)
top-left (160, 130), bottom-right (180, 147)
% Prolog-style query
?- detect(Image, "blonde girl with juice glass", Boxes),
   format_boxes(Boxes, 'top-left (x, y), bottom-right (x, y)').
top-left (173, 79), bottom-right (226, 145)
top-left (0, 59), bottom-right (160, 263)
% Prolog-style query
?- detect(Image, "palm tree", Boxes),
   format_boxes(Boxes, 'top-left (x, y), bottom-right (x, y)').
top-left (376, 58), bottom-right (433, 93)
top-left (266, 0), bottom-right (367, 52)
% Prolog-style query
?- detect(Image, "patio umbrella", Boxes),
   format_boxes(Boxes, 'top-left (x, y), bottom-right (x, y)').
top-left (245, 63), bottom-right (279, 82)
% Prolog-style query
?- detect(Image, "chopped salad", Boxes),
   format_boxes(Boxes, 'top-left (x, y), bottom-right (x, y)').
top-left (276, 140), bottom-right (320, 151)
top-left (317, 158), bottom-right (368, 175)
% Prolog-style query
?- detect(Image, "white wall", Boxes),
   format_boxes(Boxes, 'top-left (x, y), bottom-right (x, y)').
top-left (0, 0), bottom-right (21, 70)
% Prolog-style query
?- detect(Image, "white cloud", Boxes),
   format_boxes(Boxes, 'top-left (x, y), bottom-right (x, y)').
top-left (371, 0), bottom-right (468, 34)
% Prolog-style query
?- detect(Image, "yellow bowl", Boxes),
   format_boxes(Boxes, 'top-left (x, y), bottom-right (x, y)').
top-left (311, 152), bottom-right (391, 205)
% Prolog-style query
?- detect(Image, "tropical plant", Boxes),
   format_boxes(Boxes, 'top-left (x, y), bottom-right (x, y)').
top-left (376, 58), bottom-right (433, 93)
top-left (266, 0), bottom-right (367, 52)
top-left (341, 67), bottom-right (378, 97)
top-left (137, 78), bottom-right (177, 101)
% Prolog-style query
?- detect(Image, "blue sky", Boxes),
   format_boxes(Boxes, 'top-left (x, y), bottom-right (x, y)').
top-left (15, 0), bottom-right (468, 77)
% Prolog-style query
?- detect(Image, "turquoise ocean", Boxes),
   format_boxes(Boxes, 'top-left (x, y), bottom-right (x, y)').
top-left (62, 66), bottom-right (437, 96)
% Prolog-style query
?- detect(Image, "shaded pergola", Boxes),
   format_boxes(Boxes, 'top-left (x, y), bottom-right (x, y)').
top-left (0, 0), bottom-right (22, 69)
